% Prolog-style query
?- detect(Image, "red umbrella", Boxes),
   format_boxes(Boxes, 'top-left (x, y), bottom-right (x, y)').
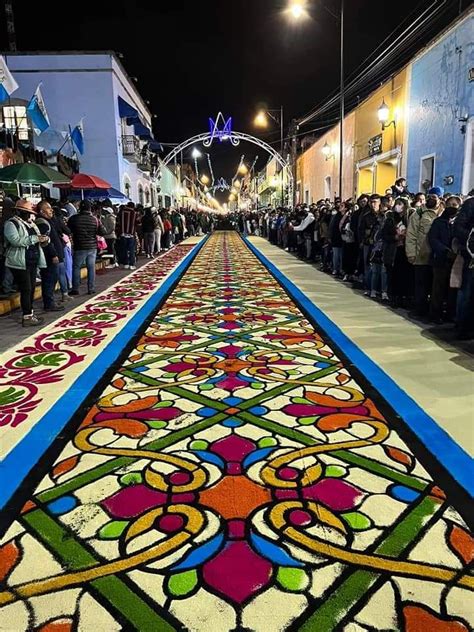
top-left (69, 173), bottom-right (112, 189)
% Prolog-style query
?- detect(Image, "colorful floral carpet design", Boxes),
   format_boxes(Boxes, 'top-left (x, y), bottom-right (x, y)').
top-left (0, 244), bottom-right (193, 462)
top-left (0, 232), bottom-right (472, 632)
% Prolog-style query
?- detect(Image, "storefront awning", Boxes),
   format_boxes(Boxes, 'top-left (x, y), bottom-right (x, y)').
top-left (118, 96), bottom-right (139, 119)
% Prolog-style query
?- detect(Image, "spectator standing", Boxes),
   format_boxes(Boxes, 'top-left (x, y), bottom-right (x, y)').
top-left (358, 194), bottom-right (380, 293)
top-left (116, 203), bottom-right (138, 269)
top-left (453, 198), bottom-right (474, 340)
top-left (406, 192), bottom-right (438, 319)
top-left (36, 200), bottom-right (65, 312)
top-left (68, 200), bottom-right (105, 295)
top-left (3, 199), bottom-right (48, 326)
top-left (153, 207), bottom-right (164, 254)
top-left (100, 201), bottom-right (117, 267)
top-left (142, 207), bottom-right (156, 258)
top-left (328, 203), bottom-right (344, 277)
top-left (428, 204), bottom-right (458, 323)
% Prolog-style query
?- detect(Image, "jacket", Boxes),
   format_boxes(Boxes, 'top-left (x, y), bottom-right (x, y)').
top-left (68, 210), bottom-right (105, 251)
top-left (4, 217), bottom-right (46, 270)
top-left (328, 211), bottom-right (344, 247)
top-left (405, 207), bottom-right (437, 265)
top-left (453, 198), bottom-right (474, 260)
top-left (117, 208), bottom-right (137, 236)
top-left (36, 216), bottom-right (64, 263)
top-left (357, 209), bottom-right (377, 246)
top-left (428, 216), bottom-right (454, 267)
top-left (382, 210), bottom-right (409, 267)
top-left (101, 210), bottom-right (116, 239)
top-left (142, 213), bottom-right (156, 233)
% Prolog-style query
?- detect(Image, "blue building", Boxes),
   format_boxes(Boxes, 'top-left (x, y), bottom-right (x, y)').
top-left (2, 51), bottom-right (178, 204)
top-left (406, 10), bottom-right (474, 195)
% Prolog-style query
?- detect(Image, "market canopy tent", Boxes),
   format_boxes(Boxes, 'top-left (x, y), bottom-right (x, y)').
top-left (0, 163), bottom-right (71, 185)
top-left (58, 172), bottom-right (112, 199)
top-left (68, 186), bottom-right (130, 203)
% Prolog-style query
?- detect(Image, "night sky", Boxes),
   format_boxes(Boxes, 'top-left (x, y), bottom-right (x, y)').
top-left (0, 0), bottom-right (465, 187)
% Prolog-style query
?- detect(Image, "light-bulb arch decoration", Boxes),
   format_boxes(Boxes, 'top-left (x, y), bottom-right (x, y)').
top-left (161, 113), bottom-right (291, 181)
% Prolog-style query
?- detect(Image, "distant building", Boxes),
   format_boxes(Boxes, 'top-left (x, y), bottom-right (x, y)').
top-left (406, 11), bottom-right (473, 194)
top-left (3, 51), bottom-right (175, 203)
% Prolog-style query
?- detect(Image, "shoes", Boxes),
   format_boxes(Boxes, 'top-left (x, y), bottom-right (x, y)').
top-left (370, 291), bottom-right (377, 299)
top-left (22, 314), bottom-right (44, 327)
top-left (88, 290), bottom-right (96, 295)
top-left (129, 265), bottom-right (136, 270)
top-left (364, 290), bottom-right (370, 296)
top-left (124, 265), bottom-right (130, 269)
top-left (61, 293), bottom-right (73, 302)
top-left (69, 289), bottom-right (80, 296)
top-left (342, 274), bottom-right (350, 282)
top-left (381, 292), bottom-right (389, 301)
top-left (114, 263), bottom-right (119, 268)
top-left (44, 304), bottom-right (65, 312)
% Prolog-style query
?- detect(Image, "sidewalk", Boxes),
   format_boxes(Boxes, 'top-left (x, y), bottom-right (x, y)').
top-left (249, 236), bottom-right (474, 457)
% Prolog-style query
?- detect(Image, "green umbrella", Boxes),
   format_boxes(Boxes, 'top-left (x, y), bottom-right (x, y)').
top-left (0, 162), bottom-right (71, 185)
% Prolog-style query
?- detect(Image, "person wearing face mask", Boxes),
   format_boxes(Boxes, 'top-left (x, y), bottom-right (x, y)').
top-left (406, 191), bottom-right (439, 320)
top-left (428, 205), bottom-right (458, 324)
top-left (3, 199), bottom-right (49, 326)
top-left (382, 197), bottom-right (412, 306)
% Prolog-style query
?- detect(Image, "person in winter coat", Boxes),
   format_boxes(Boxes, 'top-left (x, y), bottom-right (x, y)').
top-left (341, 203), bottom-right (358, 281)
top-left (116, 203), bottom-right (138, 269)
top-left (100, 201), bottom-right (117, 266)
top-left (328, 203), bottom-right (344, 276)
top-left (453, 197), bottom-right (474, 339)
top-left (382, 198), bottom-right (412, 307)
top-left (36, 200), bottom-right (65, 312)
top-left (358, 194), bottom-right (380, 290)
top-left (142, 207), bottom-right (156, 258)
top-left (368, 209), bottom-right (388, 300)
top-left (405, 193), bottom-right (438, 318)
top-left (68, 200), bottom-right (105, 295)
top-left (153, 207), bottom-right (164, 255)
top-left (52, 205), bottom-right (73, 302)
top-left (4, 199), bottom-right (49, 326)
top-left (428, 205), bottom-right (458, 323)
top-left (162, 210), bottom-right (173, 249)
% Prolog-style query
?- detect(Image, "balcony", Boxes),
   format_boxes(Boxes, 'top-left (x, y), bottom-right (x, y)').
top-left (121, 135), bottom-right (141, 162)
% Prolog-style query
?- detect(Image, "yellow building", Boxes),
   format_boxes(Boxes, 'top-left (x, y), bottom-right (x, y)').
top-left (296, 112), bottom-right (355, 203)
top-left (354, 67), bottom-right (409, 196)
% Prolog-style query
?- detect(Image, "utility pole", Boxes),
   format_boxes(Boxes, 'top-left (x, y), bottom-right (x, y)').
top-left (290, 118), bottom-right (299, 207)
top-left (339, 0), bottom-right (344, 199)
top-left (4, 1), bottom-right (17, 51)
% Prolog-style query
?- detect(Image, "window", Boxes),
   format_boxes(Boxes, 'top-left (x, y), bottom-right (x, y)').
top-left (324, 176), bottom-right (332, 199)
top-left (165, 195), bottom-right (171, 208)
top-left (420, 155), bottom-right (435, 192)
top-left (145, 188), bottom-right (150, 205)
top-left (304, 190), bottom-right (310, 205)
top-left (3, 106), bottom-right (29, 140)
top-left (138, 185), bottom-right (144, 205)
top-left (124, 180), bottom-right (131, 199)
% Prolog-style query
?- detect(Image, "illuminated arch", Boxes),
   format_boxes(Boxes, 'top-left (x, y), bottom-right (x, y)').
top-left (162, 132), bottom-right (291, 178)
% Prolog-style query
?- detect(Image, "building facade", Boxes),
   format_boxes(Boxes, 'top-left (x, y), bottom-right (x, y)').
top-left (405, 11), bottom-right (474, 195)
top-left (5, 51), bottom-right (161, 203)
top-left (353, 67), bottom-right (409, 196)
top-left (297, 112), bottom-right (355, 203)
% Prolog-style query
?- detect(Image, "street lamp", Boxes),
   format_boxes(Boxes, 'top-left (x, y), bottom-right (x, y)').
top-left (201, 174), bottom-right (210, 185)
top-left (191, 148), bottom-right (202, 159)
top-left (322, 141), bottom-right (335, 161)
top-left (287, 1), bottom-right (308, 20)
top-left (254, 105), bottom-right (285, 206)
top-left (238, 163), bottom-right (248, 175)
top-left (377, 99), bottom-right (396, 131)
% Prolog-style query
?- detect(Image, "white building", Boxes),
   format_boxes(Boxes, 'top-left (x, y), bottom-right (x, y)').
top-left (3, 51), bottom-right (179, 205)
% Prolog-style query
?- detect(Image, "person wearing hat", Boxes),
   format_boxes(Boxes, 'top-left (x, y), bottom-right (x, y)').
top-left (3, 199), bottom-right (49, 326)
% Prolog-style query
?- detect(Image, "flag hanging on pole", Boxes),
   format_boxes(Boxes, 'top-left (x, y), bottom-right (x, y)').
top-left (0, 56), bottom-right (18, 103)
top-left (70, 119), bottom-right (84, 154)
top-left (26, 84), bottom-right (50, 134)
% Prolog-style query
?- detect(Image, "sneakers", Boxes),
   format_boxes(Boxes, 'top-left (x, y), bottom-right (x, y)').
top-left (129, 265), bottom-right (136, 270)
top-left (114, 262), bottom-right (119, 268)
top-left (381, 292), bottom-right (389, 301)
top-left (88, 290), bottom-right (96, 295)
top-left (61, 293), bottom-right (73, 302)
top-left (44, 304), bottom-right (65, 312)
top-left (370, 290), bottom-right (377, 299)
top-left (22, 314), bottom-right (44, 327)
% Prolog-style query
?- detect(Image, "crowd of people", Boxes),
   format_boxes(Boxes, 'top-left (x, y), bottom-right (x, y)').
top-left (235, 178), bottom-right (474, 341)
top-left (0, 195), bottom-right (215, 326)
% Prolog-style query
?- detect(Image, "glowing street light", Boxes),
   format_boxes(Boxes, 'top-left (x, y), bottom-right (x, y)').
top-left (192, 148), bottom-right (202, 159)
top-left (229, 193), bottom-right (236, 201)
top-left (201, 174), bottom-right (210, 184)
top-left (287, 1), bottom-right (307, 20)
top-left (234, 179), bottom-right (241, 188)
top-left (254, 110), bottom-right (268, 128)
top-left (238, 163), bottom-right (248, 175)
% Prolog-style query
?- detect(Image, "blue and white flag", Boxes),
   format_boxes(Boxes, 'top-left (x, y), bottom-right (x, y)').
top-left (27, 84), bottom-right (50, 134)
top-left (70, 119), bottom-right (84, 154)
top-left (0, 56), bottom-right (18, 103)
